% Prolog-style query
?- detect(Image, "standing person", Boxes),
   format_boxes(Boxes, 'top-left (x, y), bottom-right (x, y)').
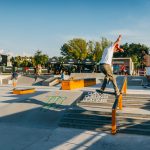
top-left (120, 64), bottom-right (126, 75)
top-left (142, 50), bottom-right (150, 87)
top-left (48, 65), bottom-right (51, 74)
top-left (25, 67), bottom-right (29, 75)
top-left (96, 35), bottom-right (124, 96)
top-left (11, 71), bottom-right (18, 88)
top-left (34, 72), bottom-right (38, 82)
top-left (60, 69), bottom-right (65, 80)
top-left (142, 50), bottom-right (150, 67)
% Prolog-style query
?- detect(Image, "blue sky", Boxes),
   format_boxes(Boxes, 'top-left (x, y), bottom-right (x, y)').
top-left (0, 0), bottom-right (150, 56)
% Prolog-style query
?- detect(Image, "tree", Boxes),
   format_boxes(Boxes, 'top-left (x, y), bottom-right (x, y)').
top-left (34, 50), bottom-right (49, 66)
top-left (114, 43), bottom-right (149, 58)
top-left (101, 37), bottom-right (112, 51)
top-left (20, 59), bottom-right (29, 67)
top-left (87, 38), bottom-right (111, 62)
top-left (131, 55), bottom-right (140, 69)
top-left (60, 37), bottom-right (111, 62)
top-left (113, 43), bottom-right (149, 68)
top-left (15, 56), bottom-right (22, 67)
top-left (10, 57), bottom-right (15, 66)
top-left (60, 38), bottom-right (87, 60)
top-left (93, 42), bottom-right (102, 62)
top-left (57, 56), bottom-right (64, 64)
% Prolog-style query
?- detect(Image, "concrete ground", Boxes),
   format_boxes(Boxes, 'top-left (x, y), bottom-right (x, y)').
top-left (26, 127), bottom-right (150, 150)
top-left (0, 81), bottom-right (150, 150)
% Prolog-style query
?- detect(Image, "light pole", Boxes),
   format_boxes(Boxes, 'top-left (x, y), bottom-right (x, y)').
top-left (0, 55), bottom-right (2, 74)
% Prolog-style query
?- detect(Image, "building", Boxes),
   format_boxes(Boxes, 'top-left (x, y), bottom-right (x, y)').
top-left (112, 57), bottom-right (134, 75)
top-left (0, 54), bottom-right (8, 66)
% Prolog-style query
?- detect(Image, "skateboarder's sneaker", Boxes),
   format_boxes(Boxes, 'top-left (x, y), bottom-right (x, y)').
top-left (115, 92), bottom-right (120, 97)
top-left (96, 89), bottom-right (104, 94)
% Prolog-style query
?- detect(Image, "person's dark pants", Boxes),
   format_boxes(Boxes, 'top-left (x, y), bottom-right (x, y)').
top-left (100, 64), bottom-right (120, 95)
top-left (34, 75), bottom-right (38, 82)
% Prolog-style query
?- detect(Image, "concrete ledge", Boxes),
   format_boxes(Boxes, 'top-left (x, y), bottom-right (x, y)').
top-left (13, 88), bottom-right (35, 94)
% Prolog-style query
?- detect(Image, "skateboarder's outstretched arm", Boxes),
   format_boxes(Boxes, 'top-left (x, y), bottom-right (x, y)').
top-left (113, 35), bottom-right (124, 52)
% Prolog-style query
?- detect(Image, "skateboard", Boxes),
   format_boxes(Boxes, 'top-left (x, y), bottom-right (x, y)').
top-left (96, 89), bottom-right (116, 95)
top-left (96, 89), bottom-right (120, 98)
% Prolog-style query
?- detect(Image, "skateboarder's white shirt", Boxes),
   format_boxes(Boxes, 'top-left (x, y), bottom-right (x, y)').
top-left (100, 43), bottom-right (114, 65)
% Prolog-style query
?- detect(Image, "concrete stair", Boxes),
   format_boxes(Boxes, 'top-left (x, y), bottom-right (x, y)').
top-left (59, 92), bottom-right (150, 135)
top-left (42, 77), bottom-right (61, 86)
top-left (59, 109), bottom-right (112, 132)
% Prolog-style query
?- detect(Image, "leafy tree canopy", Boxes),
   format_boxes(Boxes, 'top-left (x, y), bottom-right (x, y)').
top-left (34, 50), bottom-right (49, 66)
top-left (61, 38), bottom-right (87, 60)
top-left (114, 43), bottom-right (149, 68)
top-left (60, 38), bottom-right (111, 62)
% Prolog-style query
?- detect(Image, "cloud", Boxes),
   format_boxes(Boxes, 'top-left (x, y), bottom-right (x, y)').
top-left (0, 49), bottom-right (4, 54)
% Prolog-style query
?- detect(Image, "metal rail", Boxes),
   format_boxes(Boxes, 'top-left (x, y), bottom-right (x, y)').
top-left (112, 77), bottom-right (127, 134)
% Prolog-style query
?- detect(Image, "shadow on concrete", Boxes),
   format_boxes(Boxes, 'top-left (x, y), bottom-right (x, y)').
top-left (0, 87), bottom-right (112, 149)
top-left (1, 80), bottom-right (150, 149)
top-left (1, 91), bottom-right (49, 105)
top-left (115, 92), bottom-right (150, 136)
top-left (0, 89), bottom-right (84, 129)
top-left (0, 91), bottom-right (92, 150)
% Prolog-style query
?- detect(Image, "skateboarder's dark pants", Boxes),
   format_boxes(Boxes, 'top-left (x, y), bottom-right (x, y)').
top-left (100, 64), bottom-right (119, 94)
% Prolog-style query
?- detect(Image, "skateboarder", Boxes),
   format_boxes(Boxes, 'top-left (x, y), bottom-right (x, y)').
top-left (97, 35), bottom-right (124, 96)
top-left (120, 64), bottom-right (127, 75)
top-left (11, 71), bottom-right (19, 88)
top-left (60, 69), bottom-right (65, 80)
top-left (34, 73), bottom-right (38, 82)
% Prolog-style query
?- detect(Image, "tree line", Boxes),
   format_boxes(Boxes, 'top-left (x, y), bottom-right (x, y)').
top-left (10, 50), bottom-right (49, 68)
top-left (10, 38), bottom-right (150, 69)
top-left (61, 38), bottom-right (149, 69)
